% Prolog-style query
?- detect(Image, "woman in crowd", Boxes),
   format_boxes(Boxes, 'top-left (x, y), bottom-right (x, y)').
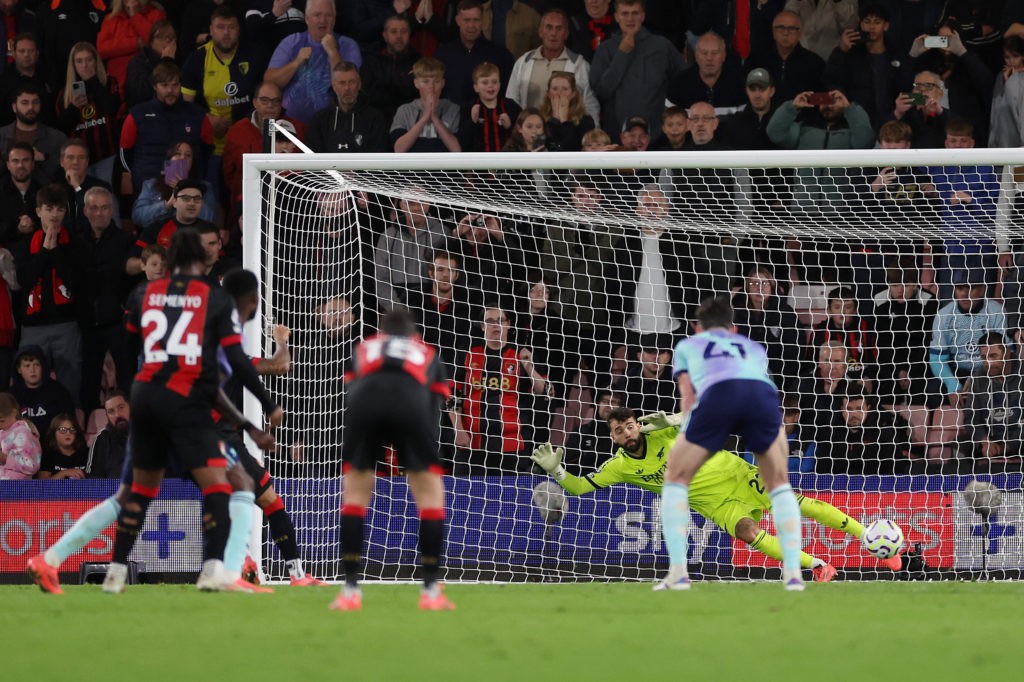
top-left (538, 71), bottom-right (595, 152)
top-left (131, 140), bottom-right (216, 228)
top-left (56, 42), bottom-right (123, 185)
top-left (97, 0), bottom-right (167, 92)
top-left (35, 414), bottom-right (88, 480)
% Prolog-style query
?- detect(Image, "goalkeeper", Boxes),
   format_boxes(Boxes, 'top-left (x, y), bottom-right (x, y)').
top-left (531, 406), bottom-right (903, 579)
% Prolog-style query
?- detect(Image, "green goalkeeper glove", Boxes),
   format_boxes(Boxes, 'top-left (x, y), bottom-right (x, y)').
top-left (531, 443), bottom-right (567, 481)
top-left (638, 410), bottom-right (683, 433)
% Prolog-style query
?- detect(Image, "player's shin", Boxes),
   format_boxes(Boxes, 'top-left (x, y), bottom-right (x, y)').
top-left (113, 483), bottom-right (159, 564)
top-left (798, 496), bottom-right (865, 539)
top-left (264, 497), bottom-right (305, 578)
top-left (418, 508), bottom-right (445, 590)
top-left (45, 497), bottom-right (122, 567)
top-left (201, 483), bottom-right (233, 562)
top-left (750, 529), bottom-right (818, 569)
top-left (223, 490), bottom-right (256, 579)
top-left (340, 504), bottom-right (366, 589)
top-left (660, 482), bottom-right (691, 571)
top-left (768, 484), bottom-right (803, 581)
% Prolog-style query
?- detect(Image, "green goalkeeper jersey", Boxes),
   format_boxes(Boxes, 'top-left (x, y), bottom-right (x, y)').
top-left (557, 425), bottom-right (764, 520)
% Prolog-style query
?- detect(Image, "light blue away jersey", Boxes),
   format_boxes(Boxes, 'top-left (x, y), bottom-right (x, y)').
top-left (672, 329), bottom-right (776, 398)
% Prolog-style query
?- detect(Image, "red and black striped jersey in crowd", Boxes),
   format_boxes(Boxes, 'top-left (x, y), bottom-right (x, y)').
top-left (124, 274), bottom-right (241, 404)
top-left (56, 76), bottom-right (122, 162)
top-left (131, 217), bottom-right (217, 259)
top-left (346, 333), bottom-right (451, 400)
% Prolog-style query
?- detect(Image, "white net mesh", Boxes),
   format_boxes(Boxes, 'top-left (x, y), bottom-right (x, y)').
top-left (245, 145), bottom-right (1024, 582)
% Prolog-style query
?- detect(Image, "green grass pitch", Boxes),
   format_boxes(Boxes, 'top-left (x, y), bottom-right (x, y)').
top-left (3, 582), bottom-right (1020, 681)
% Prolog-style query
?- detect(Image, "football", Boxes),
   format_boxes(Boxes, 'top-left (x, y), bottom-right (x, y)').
top-left (862, 519), bottom-right (905, 559)
top-left (531, 481), bottom-right (568, 524)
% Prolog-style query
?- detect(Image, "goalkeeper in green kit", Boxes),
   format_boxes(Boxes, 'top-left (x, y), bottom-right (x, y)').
top-left (531, 406), bottom-right (903, 580)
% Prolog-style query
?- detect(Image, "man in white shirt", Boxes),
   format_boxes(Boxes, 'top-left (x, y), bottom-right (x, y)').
top-left (506, 8), bottom-right (599, 121)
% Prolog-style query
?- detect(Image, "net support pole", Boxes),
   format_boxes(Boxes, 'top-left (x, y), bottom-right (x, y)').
top-left (242, 146), bottom-right (266, 579)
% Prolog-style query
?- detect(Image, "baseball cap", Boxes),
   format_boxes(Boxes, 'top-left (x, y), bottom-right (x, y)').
top-left (621, 115), bottom-right (649, 133)
top-left (746, 67), bottom-right (773, 88)
top-left (173, 179), bottom-right (205, 197)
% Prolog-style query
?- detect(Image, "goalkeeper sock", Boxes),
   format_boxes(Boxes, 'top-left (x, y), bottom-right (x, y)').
top-left (224, 491), bottom-right (256, 577)
top-left (113, 484), bottom-right (159, 564)
top-left (798, 495), bottom-right (865, 539)
top-left (750, 529), bottom-right (817, 570)
top-left (661, 483), bottom-right (690, 569)
top-left (45, 497), bottom-right (121, 567)
top-left (418, 508), bottom-right (445, 589)
top-left (341, 504), bottom-right (366, 589)
top-left (768, 484), bottom-right (802, 579)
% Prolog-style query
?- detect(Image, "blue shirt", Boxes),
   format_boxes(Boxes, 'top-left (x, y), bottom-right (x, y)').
top-left (268, 32), bottom-right (362, 124)
top-left (672, 329), bottom-right (776, 398)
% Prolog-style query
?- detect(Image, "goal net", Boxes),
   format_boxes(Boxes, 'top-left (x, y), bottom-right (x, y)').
top-left (243, 139), bottom-right (1024, 582)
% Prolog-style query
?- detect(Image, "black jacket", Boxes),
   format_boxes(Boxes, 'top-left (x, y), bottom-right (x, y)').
top-left (748, 43), bottom-right (825, 105)
top-left (87, 424), bottom-right (129, 479)
top-left (358, 44), bottom-right (420, 121)
top-left (306, 99), bottom-right (390, 153)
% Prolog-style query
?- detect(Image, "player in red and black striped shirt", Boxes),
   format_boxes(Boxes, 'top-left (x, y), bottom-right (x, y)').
top-left (106, 227), bottom-right (282, 592)
top-left (330, 308), bottom-right (455, 611)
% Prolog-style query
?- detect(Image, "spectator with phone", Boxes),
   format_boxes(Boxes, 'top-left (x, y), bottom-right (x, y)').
top-left (501, 107), bottom-right (547, 152)
top-left (783, 0), bottom-right (859, 61)
top-left (823, 3), bottom-right (901, 128)
top-left (130, 140), bottom-right (215, 232)
top-left (56, 42), bottom-right (123, 186)
top-left (989, 36), bottom-right (1024, 147)
top-left (767, 88), bottom-right (874, 214)
top-left (892, 69), bottom-right (950, 148)
top-left (909, 24), bottom-right (994, 144)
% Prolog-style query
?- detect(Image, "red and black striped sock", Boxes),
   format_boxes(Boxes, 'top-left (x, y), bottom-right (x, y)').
top-left (113, 482), bottom-right (159, 564)
top-left (341, 504), bottom-right (366, 589)
top-left (265, 499), bottom-right (301, 562)
top-left (419, 508), bottom-right (445, 589)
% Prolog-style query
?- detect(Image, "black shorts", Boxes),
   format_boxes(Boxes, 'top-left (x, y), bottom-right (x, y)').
top-left (342, 373), bottom-right (440, 472)
top-left (223, 429), bottom-right (273, 497)
top-left (129, 382), bottom-right (227, 472)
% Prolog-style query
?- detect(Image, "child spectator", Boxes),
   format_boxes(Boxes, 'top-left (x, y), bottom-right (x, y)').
top-left (10, 346), bottom-right (77, 437)
top-left (36, 413), bottom-right (88, 479)
top-left (538, 71), bottom-right (594, 151)
top-left (581, 128), bottom-right (613, 151)
top-left (648, 106), bottom-right (687, 151)
top-left (391, 57), bottom-right (461, 153)
top-left (459, 62), bottom-right (520, 152)
top-left (140, 244), bottom-right (167, 280)
top-left (0, 392), bottom-right (41, 480)
top-left (16, 184), bottom-right (84, 403)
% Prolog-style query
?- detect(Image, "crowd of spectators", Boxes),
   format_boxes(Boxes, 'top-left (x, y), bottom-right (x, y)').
top-left (2, 0), bottom-right (1024, 482)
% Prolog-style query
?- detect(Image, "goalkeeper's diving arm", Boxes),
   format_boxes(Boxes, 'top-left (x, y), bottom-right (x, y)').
top-left (530, 444), bottom-right (601, 496)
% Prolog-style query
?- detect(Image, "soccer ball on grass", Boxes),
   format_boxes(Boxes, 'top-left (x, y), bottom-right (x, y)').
top-left (861, 519), bottom-right (904, 559)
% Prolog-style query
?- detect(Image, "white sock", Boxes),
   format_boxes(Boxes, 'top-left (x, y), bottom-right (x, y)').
top-left (286, 559), bottom-right (306, 579)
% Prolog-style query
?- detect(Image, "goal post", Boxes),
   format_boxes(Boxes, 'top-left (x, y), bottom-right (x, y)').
top-left (242, 143), bottom-right (1024, 582)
